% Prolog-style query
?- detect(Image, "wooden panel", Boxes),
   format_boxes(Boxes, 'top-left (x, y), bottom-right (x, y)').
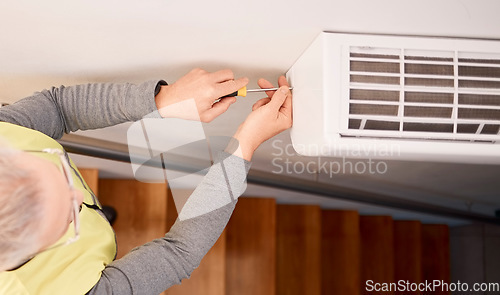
top-left (360, 216), bottom-right (395, 294)
top-left (164, 188), bottom-right (227, 295)
top-left (98, 179), bottom-right (168, 259)
top-left (276, 205), bottom-right (321, 295)
top-left (422, 224), bottom-right (450, 295)
top-left (394, 221), bottom-right (422, 295)
top-left (322, 210), bottom-right (360, 295)
top-left (226, 197), bottom-right (276, 295)
top-left (78, 168), bottom-right (99, 194)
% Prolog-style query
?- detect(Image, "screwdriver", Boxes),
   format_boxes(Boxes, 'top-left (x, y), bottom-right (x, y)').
top-left (222, 86), bottom-right (293, 98)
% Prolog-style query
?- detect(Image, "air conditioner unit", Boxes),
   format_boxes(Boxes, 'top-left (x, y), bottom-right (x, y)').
top-left (287, 32), bottom-right (500, 164)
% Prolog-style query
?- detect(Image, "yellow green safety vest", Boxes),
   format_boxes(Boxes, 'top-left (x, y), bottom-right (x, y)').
top-left (0, 122), bottom-right (116, 295)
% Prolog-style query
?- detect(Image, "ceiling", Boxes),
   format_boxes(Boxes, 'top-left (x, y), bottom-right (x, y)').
top-left (1, 0), bottom-right (500, 225)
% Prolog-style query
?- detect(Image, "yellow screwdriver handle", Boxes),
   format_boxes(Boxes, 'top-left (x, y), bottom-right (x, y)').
top-left (221, 86), bottom-right (247, 98)
top-left (237, 86), bottom-right (247, 97)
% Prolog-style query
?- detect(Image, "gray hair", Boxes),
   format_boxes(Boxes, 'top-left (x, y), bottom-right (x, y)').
top-left (0, 146), bottom-right (44, 271)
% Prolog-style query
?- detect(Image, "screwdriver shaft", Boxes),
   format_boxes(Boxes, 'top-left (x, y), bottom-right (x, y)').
top-left (246, 87), bottom-right (293, 92)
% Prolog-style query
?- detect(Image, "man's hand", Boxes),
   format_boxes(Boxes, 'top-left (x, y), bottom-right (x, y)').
top-left (232, 76), bottom-right (292, 161)
top-left (155, 68), bottom-right (248, 122)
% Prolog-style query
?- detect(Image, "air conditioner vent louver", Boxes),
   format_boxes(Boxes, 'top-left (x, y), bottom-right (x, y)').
top-left (346, 47), bottom-right (500, 142)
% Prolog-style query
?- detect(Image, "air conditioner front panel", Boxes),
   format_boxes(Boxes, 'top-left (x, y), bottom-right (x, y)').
top-left (288, 33), bottom-right (500, 164)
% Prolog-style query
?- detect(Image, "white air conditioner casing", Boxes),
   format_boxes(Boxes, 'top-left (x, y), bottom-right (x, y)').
top-left (287, 32), bottom-right (500, 164)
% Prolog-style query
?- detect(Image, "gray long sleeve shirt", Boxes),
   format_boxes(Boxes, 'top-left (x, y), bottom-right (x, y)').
top-left (0, 81), bottom-right (250, 294)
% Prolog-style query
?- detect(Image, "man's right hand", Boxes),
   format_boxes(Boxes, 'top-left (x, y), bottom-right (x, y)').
top-left (155, 68), bottom-right (248, 122)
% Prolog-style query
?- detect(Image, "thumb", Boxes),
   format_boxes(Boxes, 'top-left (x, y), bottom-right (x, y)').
top-left (268, 86), bottom-right (288, 111)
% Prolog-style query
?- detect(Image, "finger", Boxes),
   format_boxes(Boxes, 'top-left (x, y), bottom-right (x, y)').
top-left (258, 78), bottom-right (276, 97)
top-left (215, 77), bottom-right (249, 98)
top-left (278, 75), bottom-right (290, 87)
top-left (280, 95), bottom-right (293, 119)
top-left (268, 86), bottom-right (289, 112)
top-left (252, 97), bottom-right (271, 111)
top-left (210, 69), bottom-right (234, 82)
top-left (281, 94), bottom-right (292, 117)
top-left (190, 67), bottom-right (206, 74)
top-left (277, 76), bottom-right (292, 111)
top-left (202, 97), bottom-right (237, 122)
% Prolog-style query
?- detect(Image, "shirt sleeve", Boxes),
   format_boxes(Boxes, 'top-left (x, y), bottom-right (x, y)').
top-left (0, 80), bottom-right (166, 139)
top-left (87, 152), bottom-right (251, 295)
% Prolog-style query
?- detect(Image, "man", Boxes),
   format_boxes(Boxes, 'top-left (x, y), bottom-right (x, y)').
top-left (0, 68), bottom-right (292, 294)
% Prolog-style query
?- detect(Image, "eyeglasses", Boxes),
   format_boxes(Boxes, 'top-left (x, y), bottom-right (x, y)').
top-left (26, 148), bottom-right (81, 251)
